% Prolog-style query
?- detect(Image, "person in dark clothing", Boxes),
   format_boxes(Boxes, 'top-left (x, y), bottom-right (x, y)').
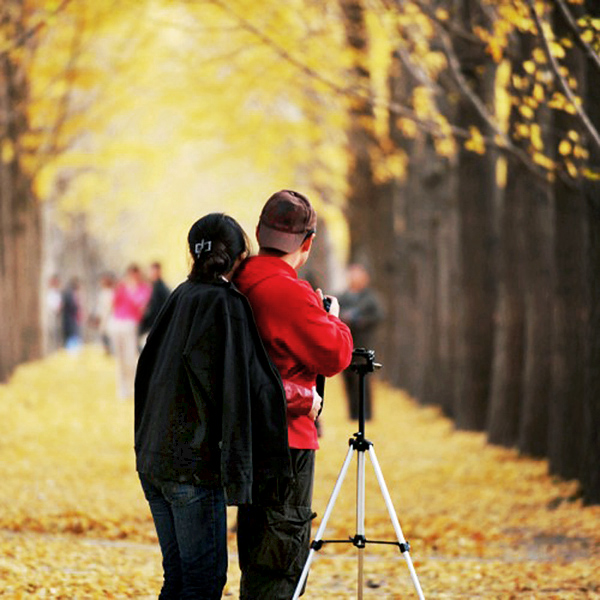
top-left (139, 262), bottom-right (170, 337)
top-left (134, 213), bottom-right (292, 600)
top-left (61, 277), bottom-right (82, 350)
top-left (339, 264), bottom-right (385, 421)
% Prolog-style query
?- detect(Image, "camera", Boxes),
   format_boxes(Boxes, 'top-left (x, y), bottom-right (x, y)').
top-left (322, 296), bottom-right (332, 313)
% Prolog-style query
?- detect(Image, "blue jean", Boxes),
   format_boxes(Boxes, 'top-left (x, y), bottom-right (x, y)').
top-left (139, 473), bottom-right (227, 600)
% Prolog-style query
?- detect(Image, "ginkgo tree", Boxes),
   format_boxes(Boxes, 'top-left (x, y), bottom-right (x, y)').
top-left (323, 0), bottom-right (600, 504)
top-left (2, 0), bottom-right (599, 504)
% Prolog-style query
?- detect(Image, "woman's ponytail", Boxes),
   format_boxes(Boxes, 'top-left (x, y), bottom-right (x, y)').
top-left (187, 213), bottom-right (250, 283)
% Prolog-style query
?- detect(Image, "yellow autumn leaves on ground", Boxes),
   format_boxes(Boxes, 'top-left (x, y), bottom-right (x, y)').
top-left (0, 346), bottom-right (599, 598)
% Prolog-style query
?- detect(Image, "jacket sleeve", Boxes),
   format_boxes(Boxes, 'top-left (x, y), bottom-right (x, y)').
top-left (218, 303), bottom-right (254, 505)
top-left (283, 379), bottom-right (314, 417)
top-left (264, 279), bottom-right (353, 377)
top-left (218, 293), bottom-right (291, 505)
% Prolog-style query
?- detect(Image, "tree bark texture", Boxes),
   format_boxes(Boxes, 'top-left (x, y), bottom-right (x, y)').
top-left (580, 0), bottom-right (600, 503)
top-left (486, 153), bottom-right (526, 447)
top-left (0, 2), bottom-right (42, 382)
top-left (547, 8), bottom-right (587, 481)
top-left (517, 176), bottom-right (553, 457)
top-left (339, 0), bottom-right (382, 271)
top-left (452, 0), bottom-right (497, 431)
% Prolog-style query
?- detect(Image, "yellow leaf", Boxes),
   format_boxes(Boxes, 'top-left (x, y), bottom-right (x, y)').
top-left (1, 140), bottom-right (15, 164)
top-left (565, 159), bottom-right (578, 178)
top-left (464, 126), bottom-right (486, 155)
top-left (397, 117), bottom-right (417, 138)
top-left (519, 104), bottom-right (535, 119)
top-left (533, 48), bottom-right (546, 63)
top-left (558, 140), bottom-right (572, 156)
top-left (523, 60), bottom-right (536, 74)
top-left (583, 167), bottom-right (600, 180)
top-left (412, 86), bottom-right (434, 119)
top-left (515, 123), bottom-right (530, 138)
top-left (533, 152), bottom-right (555, 170)
top-left (435, 135), bottom-right (456, 158)
top-left (550, 41), bottom-right (566, 59)
top-left (530, 124), bottom-right (543, 151)
top-left (581, 29), bottom-right (595, 43)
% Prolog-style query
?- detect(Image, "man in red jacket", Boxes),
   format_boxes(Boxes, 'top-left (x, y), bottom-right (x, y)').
top-left (234, 190), bottom-right (353, 599)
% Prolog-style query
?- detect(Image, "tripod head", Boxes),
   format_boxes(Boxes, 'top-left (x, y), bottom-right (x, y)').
top-left (349, 348), bottom-right (382, 442)
top-left (350, 348), bottom-right (382, 375)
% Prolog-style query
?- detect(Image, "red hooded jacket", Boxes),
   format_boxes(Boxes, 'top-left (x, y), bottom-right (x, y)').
top-left (234, 256), bottom-right (353, 449)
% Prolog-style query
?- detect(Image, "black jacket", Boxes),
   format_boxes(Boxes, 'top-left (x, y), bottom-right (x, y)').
top-left (134, 278), bottom-right (291, 505)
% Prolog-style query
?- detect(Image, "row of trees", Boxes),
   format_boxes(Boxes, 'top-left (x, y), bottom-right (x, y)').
top-left (0, 0), bottom-right (174, 377)
top-left (333, 0), bottom-right (600, 503)
top-left (1, 0), bottom-right (598, 503)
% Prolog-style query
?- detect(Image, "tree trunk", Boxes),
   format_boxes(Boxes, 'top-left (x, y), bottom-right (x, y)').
top-left (452, 0), bottom-right (497, 430)
top-left (486, 153), bottom-right (526, 447)
top-left (338, 0), bottom-right (381, 270)
top-left (435, 200), bottom-right (460, 417)
top-left (517, 177), bottom-right (553, 457)
top-left (582, 177), bottom-right (600, 503)
top-left (0, 3), bottom-right (42, 382)
top-left (547, 7), bottom-right (587, 481)
top-left (385, 47), bottom-right (443, 397)
top-left (549, 178), bottom-right (586, 479)
top-left (580, 0), bottom-right (600, 504)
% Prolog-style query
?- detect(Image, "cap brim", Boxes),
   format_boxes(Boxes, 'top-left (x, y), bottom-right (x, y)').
top-left (257, 223), bottom-right (307, 253)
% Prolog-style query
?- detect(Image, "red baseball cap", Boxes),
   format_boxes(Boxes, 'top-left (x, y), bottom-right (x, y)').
top-left (257, 190), bottom-right (317, 253)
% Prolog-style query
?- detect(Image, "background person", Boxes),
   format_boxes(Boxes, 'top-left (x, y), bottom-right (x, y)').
top-left (339, 263), bottom-right (385, 421)
top-left (135, 213), bottom-right (291, 599)
top-left (61, 277), bottom-right (83, 352)
top-left (139, 261), bottom-right (170, 340)
top-left (111, 264), bottom-right (151, 399)
top-left (234, 189), bottom-right (353, 600)
top-left (94, 272), bottom-right (116, 355)
top-left (45, 274), bottom-right (63, 353)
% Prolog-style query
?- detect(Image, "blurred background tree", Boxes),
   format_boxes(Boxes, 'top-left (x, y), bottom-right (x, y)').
top-left (1, 0), bottom-right (599, 502)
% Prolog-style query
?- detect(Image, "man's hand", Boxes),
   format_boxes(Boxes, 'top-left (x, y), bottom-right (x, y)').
top-left (316, 289), bottom-right (340, 317)
top-left (308, 387), bottom-right (323, 421)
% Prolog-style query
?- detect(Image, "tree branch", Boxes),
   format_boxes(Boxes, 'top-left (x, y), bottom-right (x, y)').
top-left (401, 0), bottom-right (547, 180)
top-left (551, 0), bottom-right (600, 74)
top-left (526, 0), bottom-right (600, 154)
top-left (0, 0), bottom-right (73, 57)
top-left (203, 0), bottom-right (556, 182)
top-left (205, 0), bottom-right (456, 140)
top-left (436, 23), bottom-right (546, 179)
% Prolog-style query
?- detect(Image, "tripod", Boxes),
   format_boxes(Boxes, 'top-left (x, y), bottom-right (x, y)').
top-left (292, 348), bottom-right (425, 600)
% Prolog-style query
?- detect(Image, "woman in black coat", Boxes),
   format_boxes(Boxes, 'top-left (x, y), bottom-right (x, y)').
top-left (134, 213), bottom-right (291, 600)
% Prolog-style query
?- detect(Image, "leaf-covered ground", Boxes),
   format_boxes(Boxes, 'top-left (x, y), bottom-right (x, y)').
top-left (0, 347), bottom-right (598, 598)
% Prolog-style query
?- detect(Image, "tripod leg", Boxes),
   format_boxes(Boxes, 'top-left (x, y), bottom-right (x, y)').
top-left (292, 444), bottom-right (356, 600)
top-left (356, 449), bottom-right (366, 600)
top-left (367, 446), bottom-right (426, 600)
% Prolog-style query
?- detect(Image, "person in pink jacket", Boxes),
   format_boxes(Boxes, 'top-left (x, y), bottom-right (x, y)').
top-left (111, 264), bottom-right (151, 399)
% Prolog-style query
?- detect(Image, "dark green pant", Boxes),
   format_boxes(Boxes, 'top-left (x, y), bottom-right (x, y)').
top-left (237, 449), bottom-right (315, 600)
